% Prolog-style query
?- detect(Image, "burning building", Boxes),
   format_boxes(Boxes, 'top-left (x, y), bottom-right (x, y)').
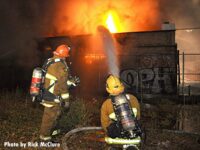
top-left (38, 24), bottom-right (178, 99)
top-left (36, 1), bottom-right (178, 99)
top-left (0, 0), bottom-right (181, 99)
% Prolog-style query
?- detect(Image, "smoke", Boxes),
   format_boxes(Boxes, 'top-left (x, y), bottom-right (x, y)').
top-left (51, 0), bottom-right (200, 54)
top-left (159, 0), bottom-right (200, 83)
top-left (0, 1), bottom-right (55, 68)
top-left (160, 0), bottom-right (200, 52)
top-left (51, 0), bottom-right (161, 35)
top-left (97, 26), bottom-right (119, 77)
top-left (50, 0), bottom-right (200, 83)
top-left (1, 1), bottom-right (199, 73)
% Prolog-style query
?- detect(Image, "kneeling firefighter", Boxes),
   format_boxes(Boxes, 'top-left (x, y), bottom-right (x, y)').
top-left (30, 44), bottom-right (80, 141)
top-left (101, 75), bottom-right (142, 146)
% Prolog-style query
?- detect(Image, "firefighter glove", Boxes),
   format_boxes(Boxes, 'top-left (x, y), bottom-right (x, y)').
top-left (67, 76), bottom-right (80, 87)
top-left (74, 76), bottom-right (80, 85)
top-left (107, 122), bottom-right (122, 138)
top-left (61, 101), bottom-right (70, 109)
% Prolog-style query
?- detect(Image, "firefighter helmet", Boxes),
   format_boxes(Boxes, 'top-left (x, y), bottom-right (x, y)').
top-left (53, 44), bottom-right (70, 57)
top-left (106, 75), bottom-right (124, 95)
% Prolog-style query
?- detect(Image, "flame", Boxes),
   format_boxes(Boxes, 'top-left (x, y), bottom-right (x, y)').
top-left (52, 1), bottom-right (161, 35)
top-left (84, 54), bottom-right (105, 64)
top-left (105, 10), bottom-right (121, 33)
top-left (106, 13), bottom-right (116, 33)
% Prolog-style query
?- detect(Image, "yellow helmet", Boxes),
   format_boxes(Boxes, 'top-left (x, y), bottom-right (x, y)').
top-left (106, 75), bottom-right (125, 95)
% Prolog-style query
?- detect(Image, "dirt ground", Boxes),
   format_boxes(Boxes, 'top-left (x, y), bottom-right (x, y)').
top-left (0, 94), bottom-right (200, 150)
top-left (61, 128), bottom-right (200, 150)
top-left (56, 102), bottom-right (200, 150)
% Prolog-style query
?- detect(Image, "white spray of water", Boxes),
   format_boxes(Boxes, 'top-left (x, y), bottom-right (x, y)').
top-left (97, 26), bottom-right (119, 77)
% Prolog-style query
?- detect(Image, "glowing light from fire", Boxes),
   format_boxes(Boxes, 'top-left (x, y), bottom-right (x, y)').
top-left (84, 54), bottom-right (105, 64)
top-left (52, 1), bottom-right (161, 35)
top-left (104, 10), bottom-right (121, 33)
top-left (106, 12), bottom-right (116, 33)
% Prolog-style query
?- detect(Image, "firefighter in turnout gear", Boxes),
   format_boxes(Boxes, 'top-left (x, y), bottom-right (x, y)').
top-left (39, 44), bottom-right (80, 141)
top-left (101, 75), bottom-right (142, 144)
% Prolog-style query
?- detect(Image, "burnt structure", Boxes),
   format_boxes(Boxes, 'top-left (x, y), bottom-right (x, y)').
top-left (38, 30), bottom-right (178, 99)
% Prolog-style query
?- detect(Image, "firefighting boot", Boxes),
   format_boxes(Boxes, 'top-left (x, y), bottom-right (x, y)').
top-left (123, 145), bottom-right (139, 150)
top-left (52, 129), bottom-right (61, 137)
top-left (39, 135), bottom-right (52, 141)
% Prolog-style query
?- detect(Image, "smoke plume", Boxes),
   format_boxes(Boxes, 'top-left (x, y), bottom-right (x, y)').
top-left (160, 0), bottom-right (200, 82)
top-left (51, 0), bottom-right (161, 35)
top-left (1, 0), bottom-right (200, 70)
top-left (0, 1), bottom-right (55, 68)
top-left (160, 0), bottom-right (200, 52)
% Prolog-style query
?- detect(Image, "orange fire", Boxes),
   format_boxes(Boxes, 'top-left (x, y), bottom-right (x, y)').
top-left (84, 54), bottom-right (105, 64)
top-left (106, 12), bottom-right (117, 33)
top-left (104, 10), bottom-right (121, 33)
top-left (51, 0), bottom-right (161, 36)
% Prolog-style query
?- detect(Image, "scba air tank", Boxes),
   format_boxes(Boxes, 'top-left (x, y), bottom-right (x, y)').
top-left (30, 67), bottom-right (43, 96)
top-left (113, 94), bottom-right (136, 136)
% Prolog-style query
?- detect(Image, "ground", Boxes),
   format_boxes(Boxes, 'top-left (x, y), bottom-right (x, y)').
top-left (0, 92), bottom-right (200, 150)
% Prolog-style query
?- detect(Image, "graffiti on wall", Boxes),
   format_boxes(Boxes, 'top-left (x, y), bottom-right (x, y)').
top-left (120, 54), bottom-right (177, 94)
top-left (140, 55), bottom-right (176, 68)
top-left (120, 67), bottom-right (176, 94)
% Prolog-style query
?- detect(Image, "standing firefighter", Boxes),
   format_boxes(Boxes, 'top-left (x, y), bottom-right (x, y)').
top-left (31, 44), bottom-right (79, 141)
top-left (101, 75), bottom-right (142, 149)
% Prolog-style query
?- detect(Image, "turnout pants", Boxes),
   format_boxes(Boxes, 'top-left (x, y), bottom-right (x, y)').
top-left (40, 104), bottom-right (61, 138)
